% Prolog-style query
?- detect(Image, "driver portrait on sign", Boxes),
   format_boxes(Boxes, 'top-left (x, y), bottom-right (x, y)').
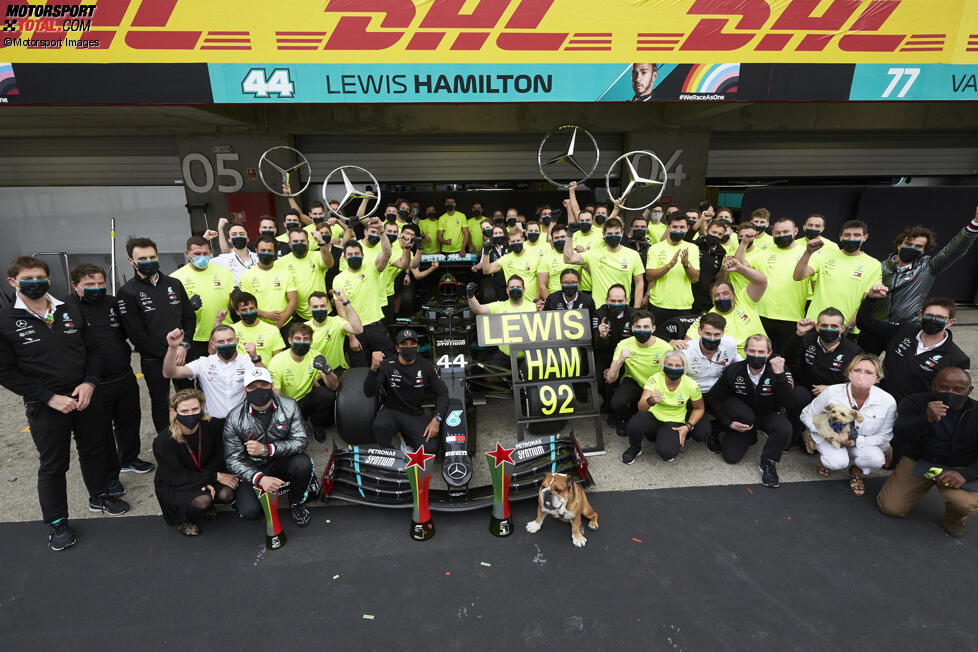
top-left (364, 329), bottom-right (449, 455)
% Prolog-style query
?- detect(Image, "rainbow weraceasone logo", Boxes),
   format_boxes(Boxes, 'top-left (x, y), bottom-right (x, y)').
top-left (679, 63), bottom-right (740, 100)
top-left (0, 62), bottom-right (15, 102)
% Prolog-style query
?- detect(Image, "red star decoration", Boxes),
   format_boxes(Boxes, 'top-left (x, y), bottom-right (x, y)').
top-left (486, 442), bottom-right (516, 468)
top-left (405, 444), bottom-right (436, 470)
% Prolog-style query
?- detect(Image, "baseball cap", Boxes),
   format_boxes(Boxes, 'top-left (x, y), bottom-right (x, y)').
top-left (395, 329), bottom-right (420, 345)
top-left (244, 367), bottom-right (273, 387)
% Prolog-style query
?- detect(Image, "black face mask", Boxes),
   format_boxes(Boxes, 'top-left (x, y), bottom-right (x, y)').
top-left (482, 228), bottom-right (493, 238)
top-left (398, 209), bottom-right (409, 220)
top-left (720, 233), bottom-right (731, 244)
top-left (386, 232), bottom-right (398, 243)
top-left (506, 217), bottom-right (518, 227)
top-left (290, 341), bottom-right (310, 356)
top-left (604, 234), bottom-right (622, 248)
top-left (663, 366), bottom-right (684, 382)
top-left (840, 239), bottom-right (862, 253)
top-left (899, 246), bottom-right (923, 263)
top-left (81, 287), bottom-right (106, 303)
top-left (633, 329), bottom-right (652, 344)
top-left (508, 287), bottom-right (524, 301)
top-left (399, 346), bottom-right (418, 363)
top-left (257, 252), bottom-right (276, 266)
top-left (818, 328), bottom-right (841, 343)
top-left (216, 344), bottom-right (237, 361)
top-left (239, 311), bottom-right (258, 325)
top-left (230, 235), bottom-right (249, 250)
top-left (746, 354), bottom-right (768, 370)
top-left (427, 212), bottom-right (438, 220)
top-left (471, 209), bottom-right (482, 218)
top-left (311, 309), bottom-right (329, 323)
top-left (367, 234), bottom-right (381, 246)
top-left (285, 222), bottom-right (301, 232)
top-left (920, 316), bottom-right (947, 335)
top-left (445, 203), bottom-right (456, 212)
top-left (541, 215), bottom-right (553, 226)
top-left (700, 336), bottom-right (721, 351)
top-left (773, 235), bottom-right (794, 249)
top-left (668, 231), bottom-right (685, 242)
top-left (246, 387), bottom-right (274, 407)
top-left (527, 232), bottom-right (540, 243)
top-left (492, 235), bottom-right (506, 246)
top-left (632, 228), bottom-right (647, 240)
top-left (18, 280), bottom-right (49, 300)
top-left (312, 216), bottom-right (325, 225)
top-left (260, 229), bottom-right (276, 238)
top-left (552, 238), bottom-right (566, 252)
top-left (714, 298), bottom-right (733, 313)
top-left (385, 213), bottom-right (398, 223)
top-left (509, 242), bottom-right (524, 254)
top-left (595, 214), bottom-right (607, 226)
top-left (135, 260), bottom-right (160, 277)
top-left (175, 412), bottom-right (202, 430)
top-left (940, 392), bottom-right (968, 411)
top-left (346, 256), bottom-right (363, 271)
top-left (291, 243), bottom-right (308, 258)
top-left (579, 222), bottom-right (592, 233)
top-left (562, 284), bottom-right (578, 297)
top-left (804, 228), bottom-right (822, 240)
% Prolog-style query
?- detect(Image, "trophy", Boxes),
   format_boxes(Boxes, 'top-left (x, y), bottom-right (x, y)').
top-left (537, 124), bottom-right (600, 189)
top-left (258, 145), bottom-right (312, 197)
top-left (255, 482), bottom-right (290, 551)
top-left (321, 165), bottom-right (381, 221)
top-left (405, 445), bottom-right (436, 541)
top-left (606, 150), bottom-right (668, 211)
top-left (485, 442), bottom-right (516, 537)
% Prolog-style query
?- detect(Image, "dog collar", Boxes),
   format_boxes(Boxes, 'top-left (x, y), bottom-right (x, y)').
top-left (830, 421), bottom-right (845, 433)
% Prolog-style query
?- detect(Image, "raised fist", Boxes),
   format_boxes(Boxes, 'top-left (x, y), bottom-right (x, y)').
top-left (796, 318), bottom-right (815, 335)
top-left (806, 238), bottom-right (824, 253)
top-left (166, 328), bottom-right (184, 348)
top-left (312, 354), bottom-right (331, 374)
top-left (465, 282), bottom-right (478, 299)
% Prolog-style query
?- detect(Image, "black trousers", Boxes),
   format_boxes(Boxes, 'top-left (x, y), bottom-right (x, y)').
top-left (610, 378), bottom-right (643, 422)
top-left (100, 372), bottom-right (143, 472)
top-left (373, 407), bottom-right (438, 455)
top-left (297, 386), bottom-right (337, 428)
top-left (760, 317), bottom-right (796, 356)
top-left (787, 386), bottom-right (815, 437)
top-left (649, 306), bottom-right (691, 329)
top-left (139, 357), bottom-right (175, 434)
top-left (857, 329), bottom-right (887, 356)
top-left (626, 410), bottom-right (711, 460)
top-left (26, 398), bottom-right (111, 524)
top-left (349, 321), bottom-right (395, 368)
top-left (594, 352), bottom-right (614, 412)
top-left (717, 396), bottom-right (791, 464)
top-left (234, 454), bottom-right (314, 520)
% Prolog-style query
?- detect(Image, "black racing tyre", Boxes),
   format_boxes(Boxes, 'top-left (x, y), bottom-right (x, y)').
top-left (335, 367), bottom-right (377, 445)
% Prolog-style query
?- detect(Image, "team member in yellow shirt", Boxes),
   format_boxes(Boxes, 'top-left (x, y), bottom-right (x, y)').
top-left (275, 229), bottom-right (333, 325)
top-left (728, 224), bottom-right (767, 302)
top-left (437, 196), bottom-right (469, 255)
top-left (238, 236), bottom-right (297, 337)
top-left (418, 205), bottom-right (441, 255)
top-left (332, 217), bottom-right (396, 368)
top-left (306, 289), bottom-right (362, 374)
top-left (229, 291), bottom-right (285, 359)
top-left (467, 202), bottom-right (486, 253)
top-left (268, 323), bottom-right (339, 442)
top-left (684, 259), bottom-right (768, 357)
top-left (713, 207), bottom-right (740, 256)
top-left (793, 219), bottom-right (882, 332)
top-left (645, 214), bottom-right (700, 325)
top-left (171, 235), bottom-right (234, 362)
top-left (605, 310), bottom-right (672, 437)
top-left (621, 351), bottom-right (708, 464)
top-left (523, 220), bottom-right (546, 259)
top-left (538, 224), bottom-right (581, 297)
top-left (466, 275), bottom-right (539, 360)
top-left (756, 217), bottom-right (810, 353)
top-left (564, 217), bottom-right (644, 309)
top-left (569, 209), bottom-right (604, 292)
top-left (749, 208), bottom-right (773, 249)
top-left (480, 229), bottom-right (544, 301)
top-left (801, 213), bottom-right (839, 252)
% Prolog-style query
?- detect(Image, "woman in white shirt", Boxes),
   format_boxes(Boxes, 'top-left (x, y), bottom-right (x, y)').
top-left (801, 353), bottom-right (897, 495)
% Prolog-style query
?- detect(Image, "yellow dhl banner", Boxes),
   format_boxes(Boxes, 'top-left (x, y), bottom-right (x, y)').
top-left (2, 0), bottom-right (978, 64)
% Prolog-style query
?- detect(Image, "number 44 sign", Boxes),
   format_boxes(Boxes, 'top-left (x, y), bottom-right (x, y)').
top-left (242, 68), bottom-right (295, 98)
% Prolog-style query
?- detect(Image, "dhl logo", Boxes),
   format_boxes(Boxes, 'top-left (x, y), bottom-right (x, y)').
top-left (0, 0), bottom-right (966, 57)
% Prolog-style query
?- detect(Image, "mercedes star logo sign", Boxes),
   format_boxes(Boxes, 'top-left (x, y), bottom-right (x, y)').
top-left (605, 150), bottom-right (668, 211)
top-left (258, 146), bottom-right (312, 197)
top-left (537, 124), bottom-right (600, 189)
top-left (322, 165), bottom-right (381, 220)
top-left (446, 463), bottom-right (469, 482)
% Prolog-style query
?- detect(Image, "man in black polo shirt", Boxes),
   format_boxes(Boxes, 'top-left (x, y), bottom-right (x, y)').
top-left (857, 289), bottom-right (970, 404)
top-left (0, 256), bottom-right (130, 551)
top-left (117, 237), bottom-right (196, 433)
top-left (67, 263), bottom-right (154, 490)
top-left (364, 329), bottom-right (449, 455)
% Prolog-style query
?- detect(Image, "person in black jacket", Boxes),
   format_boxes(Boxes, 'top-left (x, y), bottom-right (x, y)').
top-left (784, 307), bottom-right (862, 445)
top-left (706, 334), bottom-right (795, 488)
top-left (153, 389), bottom-right (237, 536)
top-left (592, 284), bottom-right (633, 420)
top-left (365, 329), bottom-right (449, 455)
top-left (878, 368), bottom-right (978, 537)
top-left (117, 237), bottom-right (197, 433)
top-left (0, 256), bottom-right (129, 551)
top-left (686, 220), bottom-right (728, 314)
top-left (857, 289), bottom-right (970, 404)
top-left (543, 268), bottom-right (595, 312)
top-left (67, 263), bottom-right (154, 484)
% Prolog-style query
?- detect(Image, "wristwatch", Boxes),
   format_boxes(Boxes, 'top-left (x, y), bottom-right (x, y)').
top-left (251, 355), bottom-right (262, 364)
top-left (342, 300), bottom-right (350, 306)
top-left (646, 396), bottom-right (655, 406)
top-left (435, 415), bottom-right (443, 423)
top-left (684, 421), bottom-right (694, 430)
